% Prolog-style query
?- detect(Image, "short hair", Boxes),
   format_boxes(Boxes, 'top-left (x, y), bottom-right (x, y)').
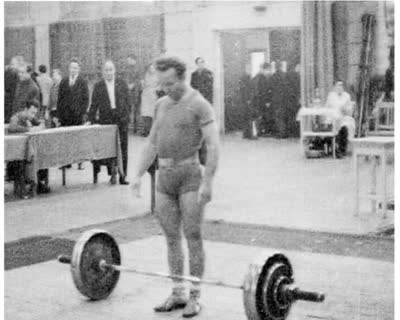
top-left (104, 60), bottom-right (116, 68)
top-left (69, 58), bottom-right (80, 66)
top-left (154, 56), bottom-right (186, 79)
top-left (195, 57), bottom-right (204, 64)
top-left (39, 65), bottom-right (47, 73)
top-left (25, 99), bottom-right (40, 109)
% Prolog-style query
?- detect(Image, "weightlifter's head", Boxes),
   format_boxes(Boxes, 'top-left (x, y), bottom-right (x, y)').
top-left (154, 56), bottom-right (187, 101)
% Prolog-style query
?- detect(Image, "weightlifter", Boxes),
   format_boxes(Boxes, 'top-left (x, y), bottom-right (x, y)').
top-left (131, 56), bottom-right (219, 317)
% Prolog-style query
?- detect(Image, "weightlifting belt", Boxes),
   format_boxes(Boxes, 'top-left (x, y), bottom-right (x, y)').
top-left (158, 154), bottom-right (199, 168)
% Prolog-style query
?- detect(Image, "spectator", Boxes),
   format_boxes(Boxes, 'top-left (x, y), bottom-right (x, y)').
top-left (286, 63), bottom-right (301, 137)
top-left (240, 64), bottom-right (252, 138)
top-left (49, 68), bottom-right (62, 127)
top-left (4, 55), bottom-right (24, 123)
top-left (125, 54), bottom-right (142, 133)
top-left (8, 100), bottom-right (50, 194)
top-left (140, 63), bottom-right (159, 137)
top-left (247, 62), bottom-right (271, 138)
top-left (190, 57), bottom-right (213, 104)
top-left (36, 65), bottom-right (53, 120)
top-left (271, 61), bottom-right (290, 138)
top-left (325, 79), bottom-right (355, 158)
top-left (11, 61), bottom-right (41, 117)
top-left (57, 58), bottom-right (89, 170)
top-left (87, 60), bottom-right (130, 185)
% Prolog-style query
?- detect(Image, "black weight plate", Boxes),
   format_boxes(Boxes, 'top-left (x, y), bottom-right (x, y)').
top-left (71, 229), bottom-right (121, 300)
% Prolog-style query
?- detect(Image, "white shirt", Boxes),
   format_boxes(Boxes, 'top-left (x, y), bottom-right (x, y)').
top-left (325, 90), bottom-right (355, 139)
top-left (69, 75), bottom-right (77, 86)
top-left (105, 79), bottom-right (116, 110)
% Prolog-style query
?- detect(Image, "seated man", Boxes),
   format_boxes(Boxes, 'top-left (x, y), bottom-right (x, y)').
top-left (324, 79), bottom-right (355, 158)
top-left (8, 100), bottom-right (50, 194)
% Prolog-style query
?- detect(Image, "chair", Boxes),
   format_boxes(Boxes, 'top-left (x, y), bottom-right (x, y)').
top-left (373, 101), bottom-right (394, 136)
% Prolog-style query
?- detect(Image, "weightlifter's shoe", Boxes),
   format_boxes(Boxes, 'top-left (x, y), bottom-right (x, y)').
top-left (182, 291), bottom-right (201, 318)
top-left (154, 292), bottom-right (187, 312)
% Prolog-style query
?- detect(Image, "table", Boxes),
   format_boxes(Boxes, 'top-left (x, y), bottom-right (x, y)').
top-left (352, 136), bottom-right (394, 218)
top-left (25, 125), bottom-right (124, 183)
top-left (4, 125), bottom-right (124, 195)
top-left (4, 135), bottom-right (29, 161)
top-left (297, 107), bottom-right (340, 158)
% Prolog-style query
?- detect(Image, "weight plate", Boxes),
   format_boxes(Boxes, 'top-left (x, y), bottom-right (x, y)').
top-left (71, 229), bottom-right (121, 300)
top-left (243, 253), bottom-right (293, 320)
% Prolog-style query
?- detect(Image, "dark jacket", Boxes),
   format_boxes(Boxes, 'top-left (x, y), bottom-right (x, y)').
top-left (88, 78), bottom-right (130, 128)
top-left (190, 68), bottom-right (213, 104)
top-left (57, 75), bottom-right (89, 126)
top-left (11, 78), bottom-right (41, 116)
top-left (4, 67), bottom-right (19, 123)
top-left (250, 73), bottom-right (271, 119)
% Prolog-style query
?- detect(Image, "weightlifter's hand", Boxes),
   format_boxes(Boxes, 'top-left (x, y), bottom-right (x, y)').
top-left (131, 176), bottom-right (142, 198)
top-left (198, 179), bottom-right (212, 206)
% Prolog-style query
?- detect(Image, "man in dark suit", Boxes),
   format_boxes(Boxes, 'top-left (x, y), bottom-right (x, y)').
top-left (271, 61), bottom-right (290, 138)
top-left (190, 57), bottom-right (213, 104)
top-left (87, 60), bottom-right (130, 185)
top-left (57, 58), bottom-right (89, 170)
top-left (57, 58), bottom-right (89, 127)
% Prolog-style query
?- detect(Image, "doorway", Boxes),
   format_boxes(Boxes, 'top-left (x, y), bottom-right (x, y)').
top-left (220, 28), bottom-right (301, 132)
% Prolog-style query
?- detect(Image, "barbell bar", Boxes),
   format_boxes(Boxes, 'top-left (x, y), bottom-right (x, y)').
top-left (58, 229), bottom-right (325, 320)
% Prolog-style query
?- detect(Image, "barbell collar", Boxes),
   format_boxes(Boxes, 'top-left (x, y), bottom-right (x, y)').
top-left (58, 255), bottom-right (72, 264)
top-left (283, 285), bottom-right (325, 303)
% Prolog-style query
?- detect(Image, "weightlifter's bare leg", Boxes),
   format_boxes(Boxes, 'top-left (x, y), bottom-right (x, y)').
top-left (154, 191), bottom-right (187, 312)
top-left (180, 190), bottom-right (205, 317)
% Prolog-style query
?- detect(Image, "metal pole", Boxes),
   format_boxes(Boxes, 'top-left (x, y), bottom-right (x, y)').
top-left (99, 260), bottom-right (244, 290)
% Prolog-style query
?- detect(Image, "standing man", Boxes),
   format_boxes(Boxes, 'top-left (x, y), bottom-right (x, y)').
top-left (247, 62), bottom-right (270, 138)
top-left (57, 58), bottom-right (89, 169)
top-left (36, 65), bottom-right (54, 120)
top-left (190, 57), bottom-right (213, 104)
top-left (4, 56), bottom-right (24, 123)
top-left (271, 61), bottom-right (290, 138)
top-left (131, 56), bottom-right (219, 317)
top-left (57, 58), bottom-right (89, 127)
top-left (87, 60), bottom-right (130, 185)
top-left (49, 68), bottom-right (62, 127)
top-left (11, 61), bottom-right (41, 116)
top-left (286, 63), bottom-right (301, 137)
top-left (125, 54), bottom-right (142, 133)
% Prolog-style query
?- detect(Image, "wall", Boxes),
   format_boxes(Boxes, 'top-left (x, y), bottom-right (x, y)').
top-left (163, 1), bottom-right (302, 131)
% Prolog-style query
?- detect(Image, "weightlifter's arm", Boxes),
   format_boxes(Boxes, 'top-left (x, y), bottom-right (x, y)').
top-left (131, 120), bottom-right (158, 195)
top-left (199, 120), bottom-right (219, 205)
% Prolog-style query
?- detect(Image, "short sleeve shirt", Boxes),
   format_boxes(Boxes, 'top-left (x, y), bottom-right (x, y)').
top-left (150, 88), bottom-right (215, 160)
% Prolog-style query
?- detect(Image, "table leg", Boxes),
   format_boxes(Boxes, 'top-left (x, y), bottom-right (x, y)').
top-left (110, 159), bottom-right (117, 185)
top-left (151, 171), bottom-right (156, 213)
top-left (371, 156), bottom-right (377, 214)
top-left (332, 136), bottom-right (336, 158)
top-left (381, 152), bottom-right (388, 219)
top-left (62, 167), bottom-right (66, 186)
top-left (354, 153), bottom-right (359, 216)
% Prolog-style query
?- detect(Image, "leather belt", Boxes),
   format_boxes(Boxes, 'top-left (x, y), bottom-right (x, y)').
top-left (158, 154), bottom-right (199, 167)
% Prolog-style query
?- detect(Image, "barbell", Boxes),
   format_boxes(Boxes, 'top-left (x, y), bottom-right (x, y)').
top-left (58, 229), bottom-right (325, 320)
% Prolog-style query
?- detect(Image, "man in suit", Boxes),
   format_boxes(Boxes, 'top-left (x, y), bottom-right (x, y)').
top-left (87, 60), bottom-right (130, 185)
top-left (57, 58), bottom-right (89, 169)
top-left (190, 57), bottom-right (213, 104)
top-left (57, 58), bottom-right (89, 127)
